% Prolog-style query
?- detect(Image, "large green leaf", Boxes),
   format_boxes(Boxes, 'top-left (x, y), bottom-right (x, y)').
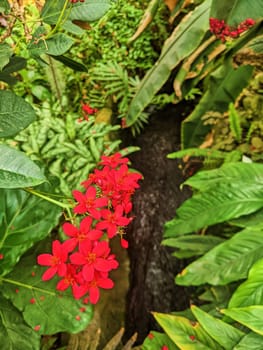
top-left (184, 162), bottom-right (263, 192)
top-left (153, 312), bottom-right (223, 350)
top-left (0, 56), bottom-right (27, 85)
top-left (221, 306), bottom-right (263, 336)
top-left (191, 305), bottom-right (244, 350)
top-left (181, 63), bottom-right (253, 148)
top-left (0, 145), bottom-right (46, 188)
top-left (0, 43), bottom-right (12, 71)
top-left (228, 258), bottom-right (263, 308)
top-left (164, 163), bottom-right (263, 237)
top-left (0, 90), bottom-right (36, 137)
top-left (142, 331), bottom-right (179, 350)
top-left (0, 293), bottom-right (40, 350)
top-left (175, 228), bottom-right (263, 286)
top-left (2, 253), bottom-right (93, 335)
top-left (210, 0), bottom-right (263, 26)
top-left (126, 0), bottom-right (212, 127)
top-left (42, 0), bottom-right (111, 32)
top-left (0, 186), bottom-right (61, 276)
top-left (233, 332), bottom-right (263, 350)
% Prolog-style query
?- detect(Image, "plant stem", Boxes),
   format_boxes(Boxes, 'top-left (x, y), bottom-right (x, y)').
top-left (24, 188), bottom-right (72, 209)
top-left (45, 0), bottom-right (71, 39)
top-left (1, 277), bottom-right (56, 296)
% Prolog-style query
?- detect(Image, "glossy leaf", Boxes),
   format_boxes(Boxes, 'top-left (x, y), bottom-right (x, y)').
top-left (0, 293), bottom-right (40, 350)
top-left (153, 312), bottom-right (223, 349)
top-left (175, 228), bottom-right (263, 286)
top-left (228, 258), bottom-right (263, 308)
top-left (191, 305), bottom-right (244, 350)
top-left (0, 145), bottom-right (46, 188)
top-left (0, 43), bottom-right (12, 71)
top-left (126, 0), bottom-right (212, 126)
top-left (165, 163), bottom-right (263, 237)
top-left (221, 306), bottom-right (263, 336)
top-left (210, 0), bottom-right (263, 26)
top-left (2, 254), bottom-right (93, 335)
top-left (181, 63), bottom-right (253, 148)
top-left (0, 186), bottom-right (61, 276)
top-left (233, 332), bottom-right (263, 350)
top-left (0, 90), bottom-right (36, 137)
top-left (51, 55), bottom-right (87, 71)
top-left (162, 235), bottom-right (224, 256)
top-left (42, 0), bottom-right (111, 33)
top-left (142, 331), bottom-right (179, 350)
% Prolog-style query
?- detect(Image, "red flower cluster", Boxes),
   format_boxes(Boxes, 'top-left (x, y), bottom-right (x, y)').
top-left (209, 17), bottom-right (255, 42)
top-left (79, 103), bottom-right (98, 122)
top-left (37, 153), bottom-right (142, 304)
top-left (70, 0), bottom-right (85, 3)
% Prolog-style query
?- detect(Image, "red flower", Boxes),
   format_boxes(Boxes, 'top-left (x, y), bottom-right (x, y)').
top-left (37, 240), bottom-right (72, 281)
top-left (70, 239), bottom-right (118, 281)
top-left (88, 272), bottom-right (114, 304)
top-left (99, 153), bottom-right (129, 168)
top-left (56, 265), bottom-right (81, 298)
top-left (62, 216), bottom-right (103, 249)
top-left (96, 205), bottom-right (132, 238)
top-left (73, 186), bottom-right (108, 218)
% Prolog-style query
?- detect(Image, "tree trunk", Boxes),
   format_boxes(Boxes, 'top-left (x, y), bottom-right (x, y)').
top-left (123, 108), bottom-right (191, 344)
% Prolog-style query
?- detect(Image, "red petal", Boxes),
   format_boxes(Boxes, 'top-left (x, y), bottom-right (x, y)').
top-left (89, 286), bottom-right (100, 304)
top-left (88, 229), bottom-right (103, 240)
top-left (70, 252), bottom-right (86, 265)
top-left (62, 222), bottom-right (78, 238)
top-left (37, 254), bottom-right (52, 266)
top-left (94, 258), bottom-right (112, 272)
top-left (86, 186), bottom-right (96, 199)
top-left (80, 216), bottom-right (93, 231)
top-left (42, 267), bottom-right (57, 281)
top-left (82, 264), bottom-right (94, 281)
top-left (93, 241), bottom-right (109, 257)
top-left (72, 190), bottom-right (85, 202)
top-left (98, 278), bottom-right (114, 289)
top-left (56, 279), bottom-right (70, 291)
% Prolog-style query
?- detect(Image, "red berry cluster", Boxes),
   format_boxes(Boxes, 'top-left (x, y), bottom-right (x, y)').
top-left (209, 17), bottom-right (255, 42)
top-left (70, 0), bottom-right (85, 3)
top-left (37, 153), bottom-right (142, 304)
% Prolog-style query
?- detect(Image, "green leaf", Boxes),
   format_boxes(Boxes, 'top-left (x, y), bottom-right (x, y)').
top-left (153, 312), bottom-right (224, 349)
top-left (230, 207), bottom-right (263, 228)
top-left (0, 90), bottom-right (36, 137)
top-left (42, 0), bottom-right (111, 32)
top-left (0, 43), bottom-right (12, 71)
top-left (142, 331), bottom-right (180, 350)
top-left (51, 55), bottom-right (87, 71)
top-left (181, 63), bottom-right (253, 148)
top-left (0, 186), bottom-right (61, 276)
top-left (165, 163), bottom-right (263, 237)
top-left (126, 0), bottom-right (212, 127)
top-left (228, 258), bottom-right (263, 308)
top-left (0, 56), bottom-right (27, 85)
top-left (210, 0), bottom-right (263, 26)
top-left (229, 103), bottom-right (242, 142)
top-left (191, 305), bottom-right (244, 350)
top-left (2, 253), bottom-right (93, 335)
top-left (233, 332), bottom-right (263, 350)
top-left (0, 145), bottom-right (46, 188)
top-left (162, 235), bottom-right (224, 256)
top-left (221, 306), bottom-right (263, 336)
top-left (175, 228), bottom-right (263, 286)
top-left (0, 293), bottom-right (40, 350)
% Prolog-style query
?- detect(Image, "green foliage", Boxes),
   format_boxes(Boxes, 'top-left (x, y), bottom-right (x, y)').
top-left (0, 185), bottom-right (61, 276)
top-left (127, 0), bottom-right (212, 127)
top-left (0, 293), bottom-right (40, 350)
top-left (0, 145), bottom-right (46, 188)
top-left (0, 90), bottom-right (36, 138)
top-left (142, 331), bottom-right (179, 350)
top-left (2, 253), bottom-right (93, 335)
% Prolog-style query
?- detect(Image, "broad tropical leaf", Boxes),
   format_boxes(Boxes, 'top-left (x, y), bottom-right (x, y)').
top-left (2, 253), bottom-right (93, 335)
top-left (142, 331), bottom-right (179, 350)
top-left (233, 332), bottom-right (263, 350)
top-left (181, 63), bottom-right (253, 148)
top-left (165, 163), bottom-right (263, 237)
top-left (175, 228), bottom-right (263, 286)
top-left (126, 0), bottom-right (212, 126)
top-left (228, 258), bottom-right (263, 308)
top-left (0, 43), bottom-right (12, 71)
top-left (222, 306), bottom-right (263, 336)
top-left (191, 305), bottom-right (244, 350)
top-left (0, 90), bottom-right (36, 137)
top-left (0, 293), bottom-right (40, 350)
top-left (153, 312), bottom-right (223, 349)
top-left (210, 0), bottom-right (263, 26)
top-left (0, 145), bottom-right (46, 188)
top-left (0, 186), bottom-right (61, 276)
